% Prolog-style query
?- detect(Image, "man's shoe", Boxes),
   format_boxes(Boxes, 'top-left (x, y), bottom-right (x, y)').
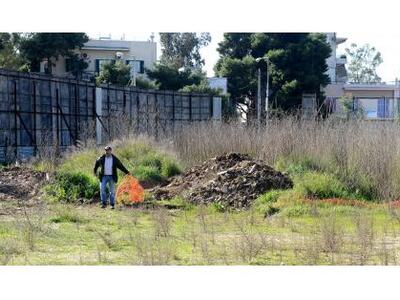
top-left (110, 205), bottom-right (115, 210)
top-left (101, 204), bottom-right (106, 209)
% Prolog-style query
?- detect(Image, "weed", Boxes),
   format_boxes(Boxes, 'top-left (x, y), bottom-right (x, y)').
top-left (320, 213), bottom-right (344, 256)
top-left (353, 212), bottom-right (374, 265)
top-left (152, 208), bottom-right (172, 238)
top-left (0, 239), bottom-right (24, 265)
top-left (50, 206), bottom-right (88, 224)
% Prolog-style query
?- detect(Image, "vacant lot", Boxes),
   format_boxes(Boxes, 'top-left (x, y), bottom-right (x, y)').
top-left (2, 118), bottom-right (400, 265)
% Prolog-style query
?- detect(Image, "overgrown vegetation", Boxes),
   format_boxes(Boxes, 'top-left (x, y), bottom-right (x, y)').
top-left (3, 116), bottom-right (400, 265)
top-left (171, 119), bottom-right (399, 201)
top-left (41, 138), bottom-right (182, 203)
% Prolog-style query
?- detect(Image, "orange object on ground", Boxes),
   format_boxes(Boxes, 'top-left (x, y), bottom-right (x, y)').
top-left (116, 175), bottom-right (145, 204)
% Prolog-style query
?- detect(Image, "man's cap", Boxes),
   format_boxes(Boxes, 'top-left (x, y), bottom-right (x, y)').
top-left (104, 145), bottom-right (112, 150)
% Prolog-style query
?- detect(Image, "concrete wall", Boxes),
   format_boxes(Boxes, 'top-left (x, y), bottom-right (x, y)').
top-left (324, 83), bottom-right (345, 98)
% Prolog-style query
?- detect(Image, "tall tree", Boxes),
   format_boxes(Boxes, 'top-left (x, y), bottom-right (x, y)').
top-left (215, 33), bottom-right (332, 119)
top-left (19, 33), bottom-right (89, 74)
top-left (146, 63), bottom-right (204, 90)
top-left (345, 43), bottom-right (383, 83)
top-left (0, 33), bottom-right (28, 71)
top-left (147, 33), bottom-right (211, 91)
top-left (159, 32), bottom-right (211, 69)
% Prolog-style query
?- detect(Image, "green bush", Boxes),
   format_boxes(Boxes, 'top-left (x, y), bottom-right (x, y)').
top-left (255, 190), bottom-right (283, 205)
top-left (131, 151), bottom-right (182, 182)
top-left (133, 165), bottom-right (162, 182)
top-left (161, 157), bottom-right (182, 178)
top-left (45, 171), bottom-right (98, 203)
top-left (294, 172), bottom-right (349, 199)
top-left (337, 169), bottom-right (376, 201)
top-left (275, 156), bottom-right (375, 201)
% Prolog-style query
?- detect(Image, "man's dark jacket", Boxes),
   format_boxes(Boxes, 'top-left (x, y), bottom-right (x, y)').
top-left (93, 154), bottom-right (129, 183)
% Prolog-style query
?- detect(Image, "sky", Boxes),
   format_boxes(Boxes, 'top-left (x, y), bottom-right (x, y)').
top-left (88, 32), bottom-right (399, 82)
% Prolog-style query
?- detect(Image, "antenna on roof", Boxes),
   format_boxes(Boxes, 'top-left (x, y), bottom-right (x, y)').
top-left (150, 32), bottom-right (155, 42)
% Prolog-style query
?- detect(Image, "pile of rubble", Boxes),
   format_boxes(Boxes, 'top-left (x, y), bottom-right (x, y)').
top-left (0, 166), bottom-right (48, 202)
top-left (151, 153), bottom-right (293, 209)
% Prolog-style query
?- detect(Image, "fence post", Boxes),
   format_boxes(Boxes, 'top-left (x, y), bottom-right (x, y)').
top-left (13, 80), bottom-right (18, 159)
top-left (212, 96), bottom-right (222, 121)
top-left (32, 80), bottom-right (37, 156)
top-left (56, 87), bottom-right (60, 154)
top-left (136, 92), bottom-right (140, 134)
top-left (96, 87), bottom-right (103, 145)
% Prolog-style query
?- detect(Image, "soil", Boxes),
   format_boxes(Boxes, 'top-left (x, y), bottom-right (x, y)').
top-left (0, 166), bottom-right (48, 202)
top-left (150, 152), bottom-right (293, 209)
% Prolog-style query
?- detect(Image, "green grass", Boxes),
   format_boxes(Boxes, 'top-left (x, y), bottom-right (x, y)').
top-left (1, 200), bottom-right (399, 265)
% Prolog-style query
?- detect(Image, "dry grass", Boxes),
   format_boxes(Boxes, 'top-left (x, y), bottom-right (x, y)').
top-left (171, 118), bottom-right (400, 201)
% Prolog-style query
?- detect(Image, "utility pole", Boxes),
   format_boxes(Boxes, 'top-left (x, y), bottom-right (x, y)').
top-left (266, 59), bottom-right (270, 121)
top-left (257, 68), bottom-right (261, 123)
top-left (131, 56), bottom-right (137, 87)
top-left (256, 57), bottom-right (269, 124)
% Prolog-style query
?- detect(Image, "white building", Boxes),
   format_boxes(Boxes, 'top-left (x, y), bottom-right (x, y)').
top-left (41, 37), bottom-right (157, 80)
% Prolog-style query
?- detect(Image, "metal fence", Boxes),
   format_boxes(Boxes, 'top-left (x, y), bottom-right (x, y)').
top-left (0, 69), bottom-right (217, 163)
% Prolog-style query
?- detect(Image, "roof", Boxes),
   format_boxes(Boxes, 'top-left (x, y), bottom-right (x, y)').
top-left (343, 83), bottom-right (398, 91)
top-left (82, 39), bottom-right (130, 51)
top-left (82, 39), bottom-right (155, 51)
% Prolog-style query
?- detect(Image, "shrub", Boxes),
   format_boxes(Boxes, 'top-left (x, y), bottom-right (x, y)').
top-left (337, 169), bottom-right (376, 201)
top-left (255, 190), bottom-right (283, 205)
top-left (134, 165), bottom-right (162, 182)
top-left (295, 171), bottom-right (349, 199)
top-left (161, 157), bottom-right (182, 178)
top-left (45, 171), bottom-right (98, 202)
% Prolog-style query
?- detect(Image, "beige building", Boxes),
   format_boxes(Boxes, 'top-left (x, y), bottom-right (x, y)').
top-left (326, 82), bottom-right (400, 119)
top-left (319, 33), bottom-right (400, 120)
top-left (41, 38), bottom-right (157, 80)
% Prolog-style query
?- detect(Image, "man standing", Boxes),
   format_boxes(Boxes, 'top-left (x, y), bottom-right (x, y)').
top-left (93, 145), bottom-right (130, 209)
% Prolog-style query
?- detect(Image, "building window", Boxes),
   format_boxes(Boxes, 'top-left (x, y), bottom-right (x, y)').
top-left (126, 60), bottom-right (144, 75)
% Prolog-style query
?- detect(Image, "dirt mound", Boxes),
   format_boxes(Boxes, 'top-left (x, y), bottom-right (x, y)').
top-left (151, 152), bottom-right (293, 209)
top-left (0, 166), bottom-right (48, 202)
